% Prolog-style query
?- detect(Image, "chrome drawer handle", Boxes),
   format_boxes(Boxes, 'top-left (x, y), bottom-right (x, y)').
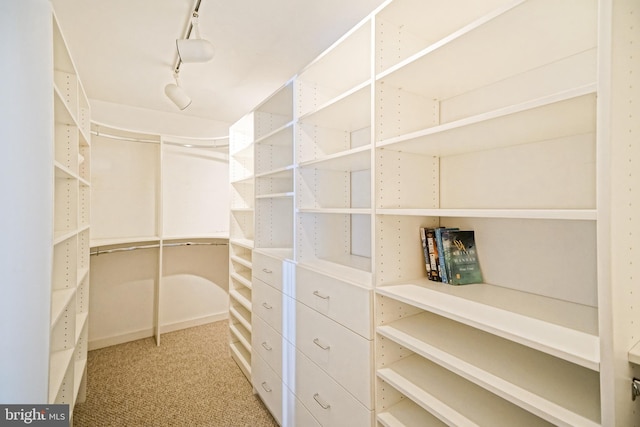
top-left (262, 341), bottom-right (272, 351)
top-left (313, 290), bottom-right (330, 300)
top-left (313, 393), bottom-right (330, 410)
top-left (313, 338), bottom-right (330, 351)
top-left (262, 302), bottom-right (273, 309)
top-left (261, 382), bottom-right (272, 392)
top-left (262, 268), bottom-right (272, 274)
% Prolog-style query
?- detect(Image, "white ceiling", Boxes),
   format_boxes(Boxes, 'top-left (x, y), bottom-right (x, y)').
top-left (51, 0), bottom-right (387, 127)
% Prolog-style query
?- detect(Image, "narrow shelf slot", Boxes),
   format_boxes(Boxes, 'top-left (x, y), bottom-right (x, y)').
top-left (48, 348), bottom-right (75, 403)
top-left (230, 288), bottom-right (252, 312)
top-left (51, 289), bottom-right (76, 328)
top-left (377, 281), bottom-right (599, 370)
top-left (377, 354), bottom-right (555, 426)
top-left (378, 311), bottom-right (601, 425)
top-left (375, 208), bottom-right (597, 221)
top-left (229, 305), bottom-right (252, 333)
top-left (231, 271), bottom-right (252, 290)
top-left (377, 399), bottom-right (447, 427)
top-left (230, 322), bottom-right (252, 353)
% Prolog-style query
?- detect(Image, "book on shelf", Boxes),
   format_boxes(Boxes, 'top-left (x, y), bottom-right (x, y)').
top-left (421, 227), bottom-right (482, 285)
top-left (446, 230), bottom-right (483, 286)
top-left (425, 228), bottom-right (441, 282)
top-left (435, 227), bottom-right (458, 284)
top-left (419, 227), bottom-right (432, 278)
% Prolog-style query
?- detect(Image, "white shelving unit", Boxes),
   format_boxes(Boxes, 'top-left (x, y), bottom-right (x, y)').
top-left (51, 10), bottom-right (91, 408)
top-left (236, 0), bottom-right (639, 424)
top-left (229, 113), bottom-right (256, 380)
top-left (89, 125), bottom-right (229, 349)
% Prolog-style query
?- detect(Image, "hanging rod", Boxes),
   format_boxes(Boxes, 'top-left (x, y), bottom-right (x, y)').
top-left (91, 240), bottom-right (227, 256)
top-left (90, 129), bottom-right (230, 148)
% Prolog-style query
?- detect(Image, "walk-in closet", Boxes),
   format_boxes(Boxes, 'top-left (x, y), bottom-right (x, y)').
top-left (1, 0), bottom-right (639, 426)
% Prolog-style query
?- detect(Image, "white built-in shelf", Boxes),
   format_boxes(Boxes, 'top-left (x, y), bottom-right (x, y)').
top-left (378, 311), bottom-right (601, 426)
top-left (77, 266), bottom-right (89, 284)
top-left (253, 248), bottom-right (293, 261)
top-left (298, 208), bottom-right (372, 215)
top-left (161, 233), bottom-right (229, 241)
top-left (75, 313), bottom-right (88, 343)
top-left (229, 238), bottom-right (254, 250)
top-left (51, 288), bottom-right (76, 327)
top-left (229, 341), bottom-right (251, 375)
top-left (230, 175), bottom-right (255, 185)
top-left (254, 121), bottom-right (294, 145)
top-left (377, 354), bottom-right (555, 426)
top-left (73, 358), bottom-right (87, 405)
top-left (298, 256), bottom-right (372, 287)
top-left (298, 82), bottom-right (371, 131)
top-left (230, 207), bottom-right (254, 213)
top-left (230, 288), bottom-right (252, 312)
top-left (48, 348), bottom-right (74, 403)
top-left (377, 280), bottom-right (599, 370)
top-left (377, 399), bottom-right (447, 427)
top-left (89, 236), bottom-right (160, 249)
top-left (53, 87), bottom-right (75, 125)
top-left (231, 271), bottom-right (252, 290)
top-left (376, 87), bottom-right (596, 157)
top-left (230, 255), bottom-right (252, 269)
top-left (629, 342), bottom-right (640, 365)
top-left (256, 192), bottom-right (294, 200)
top-left (230, 305), bottom-right (252, 333)
top-left (54, 162), bottom-right (76, 180)
top-left (375, 208), bottom-right (597, 221)
top-left (377, 1), bottom-right (596, 101)
top-left (255, 165), bottom-right (294, 179)
top-left (230, 322), bottom-right (252, 353)
top-left (298, 145), bottom-right (371, 172)
top-left (54, 230), bottom-right (77, 246)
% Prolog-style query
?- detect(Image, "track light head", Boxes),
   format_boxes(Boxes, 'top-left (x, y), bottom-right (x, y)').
top-left (164, 72), bottom-right (191, 110)
top-left (176, 38), bottom-right (215, 63)
top-left (176, 13), bottom-right (215, 63)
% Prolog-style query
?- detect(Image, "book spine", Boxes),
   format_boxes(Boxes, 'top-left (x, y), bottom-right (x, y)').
top-left (425, 228), bottom-right (441, 281)
top-left (434, 227), bottom-right (448, 283)
top-left (420, 227), bottom-right (431, 277)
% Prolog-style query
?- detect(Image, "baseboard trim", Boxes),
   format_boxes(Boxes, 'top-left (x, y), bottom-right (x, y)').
top-left (88, 312), bottom-right (229, 350)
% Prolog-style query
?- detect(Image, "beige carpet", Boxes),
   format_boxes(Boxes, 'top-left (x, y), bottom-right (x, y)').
top-left (73, 321), bottom-right (278, 426)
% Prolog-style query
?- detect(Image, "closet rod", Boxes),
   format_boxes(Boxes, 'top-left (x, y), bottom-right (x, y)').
top-left (90, 129), bottom-right (230, 148)
top-left (91, 241), bottom-right (227, 256)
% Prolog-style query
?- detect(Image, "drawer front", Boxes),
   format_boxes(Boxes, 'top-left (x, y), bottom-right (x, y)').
top-left (296, 300), bottom-right (373, 409)
top-left (296, 266), bottom-right (373, 339)
top-left (252, 278), bottom-right (283, 333)
top-left (252, 315), bottom-right (283, 378)
top-left (294, 348), bottom-right (373, 427)
top-left (253, 251), bottom-right (283, 290)
top-left (252, 354), bottom-right (283, 424)
top-left (283, 387), bottom-right (321, 427)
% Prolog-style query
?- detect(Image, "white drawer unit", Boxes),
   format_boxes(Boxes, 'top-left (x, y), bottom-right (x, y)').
top-left (252, 315), bottom-right (283, 378)
top-left (293, 347), bottom-right (373, 427)
top-left (252, 352), bottom-right (283, 425)
top-left (253, 250), bottom-right (284, 291)
top-left (252, 277), bottom-right (283, 333)
top-left (296, 265), bottom-right (373, 339)
top-left (295, 299), bottom-right (373, 409)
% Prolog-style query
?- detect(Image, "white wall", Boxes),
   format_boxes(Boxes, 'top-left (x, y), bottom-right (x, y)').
top-left (0, 0), bottom-right (53, 403)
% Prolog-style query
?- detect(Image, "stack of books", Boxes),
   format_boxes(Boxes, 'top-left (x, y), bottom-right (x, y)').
top-left (420, 227), bottom-right (483, 285)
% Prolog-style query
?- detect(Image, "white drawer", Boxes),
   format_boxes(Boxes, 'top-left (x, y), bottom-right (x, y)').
top-left (253, 251), bottom-right (283, 291)
top-left (296, 266), bottom-right (373, 339)
top-left (283, 386), bottom-right (321, 427)
top-left (295, 300), bottom-right (373, 409)
top-left (252, 278), bottom-right (283, 333)
top-left (293, 347), bottom-right (373, 427)
top-left (252, 315), bottom-right (283, 378)
top-left (252, 353), bottom-right (283, 424)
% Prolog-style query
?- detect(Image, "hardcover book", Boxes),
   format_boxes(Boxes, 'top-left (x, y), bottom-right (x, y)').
top-left (446, 230), bottom-right (483, 286)
top-left (420, 227), bottom-right (431, 277)
top-left (425, 228), bottom-right (441, 282)
top-left (436, 227), bottom-right (458, 284)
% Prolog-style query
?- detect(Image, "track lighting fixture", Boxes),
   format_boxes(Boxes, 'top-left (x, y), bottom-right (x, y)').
top-left (164, 71), bottom-right (192, 110)
top-left (176, 12), bottom-right (215, 63)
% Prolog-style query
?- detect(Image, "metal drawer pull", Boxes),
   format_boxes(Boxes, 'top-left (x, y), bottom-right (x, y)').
top-left (313, 338), bottom-right (330, 350)
top-left (262, 268), bottom-right (272, 274)
top-left (261, 382), bottom-right (272, 392)
top-left (262, 302), bottom-right (273, 309)
top-left (313, 290), bottom-right (330, 300)
top-left (262, 341), bottom-right (272, 351)
top-left (313, 393), bottom-right (330, 410)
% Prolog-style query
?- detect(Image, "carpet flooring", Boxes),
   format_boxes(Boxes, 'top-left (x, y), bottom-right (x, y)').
top-left (73, 321), bottom-right (278, 426)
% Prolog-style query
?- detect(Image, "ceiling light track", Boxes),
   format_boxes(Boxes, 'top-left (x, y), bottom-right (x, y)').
top-left (165, 0), bottom-right (214, 110)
